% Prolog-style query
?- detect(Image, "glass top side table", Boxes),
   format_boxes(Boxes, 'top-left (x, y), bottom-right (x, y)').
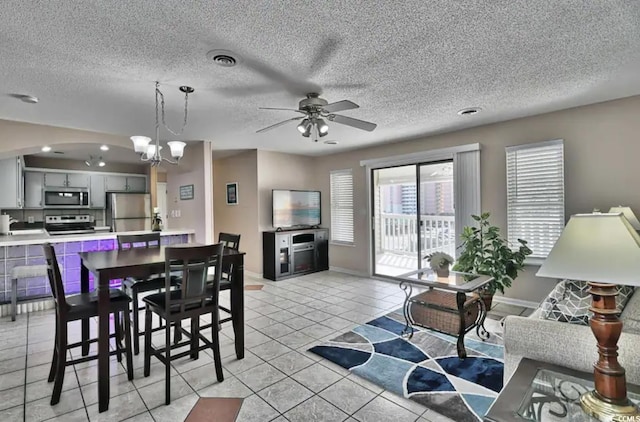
top-left (485, 359), bottom-right (640, 422)
top-left (398, 268), bottom-right (493, 358)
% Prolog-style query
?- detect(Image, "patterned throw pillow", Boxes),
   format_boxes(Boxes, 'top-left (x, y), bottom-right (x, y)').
top-left (539, 280), bottom-right (635, 326)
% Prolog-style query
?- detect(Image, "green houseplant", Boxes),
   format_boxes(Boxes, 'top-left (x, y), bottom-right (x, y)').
top-left (424, 251), bottom-right (455, 277)
top-left (452, 212), bottom-right (532, 310)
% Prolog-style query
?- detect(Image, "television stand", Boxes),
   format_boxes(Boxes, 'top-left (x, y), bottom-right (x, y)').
top-left (263, 228), bottom-right (329, 281)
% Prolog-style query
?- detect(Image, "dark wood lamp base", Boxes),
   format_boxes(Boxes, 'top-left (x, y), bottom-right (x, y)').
top-left (581, 282), bottom-right (639, 421)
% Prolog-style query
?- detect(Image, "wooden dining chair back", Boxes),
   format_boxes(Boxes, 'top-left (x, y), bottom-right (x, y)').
top-left (43, 244), bottom-right (67, 309)
top-left (42, 243), bottom-right (133, 405)
top-left (143, 243), bottom-right (225, 405)
top-left (218, 232), bottom-right (240, 250)
top-left (117, 232), bottom-right (173, 355)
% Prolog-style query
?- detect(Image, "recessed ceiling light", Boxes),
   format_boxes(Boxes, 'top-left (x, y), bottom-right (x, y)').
top-left (206, 49), bottom-right (242, 67)
top-left (41, 146), bottom-right (52, 152)
top-left (100, 145), bottom-right (109, 151)
top-left (98, 161), bottom-right (106, 167)
top-left (324, 140), bottom-right (339, 145)
top-left (457, 107), bottom-right (482, 116)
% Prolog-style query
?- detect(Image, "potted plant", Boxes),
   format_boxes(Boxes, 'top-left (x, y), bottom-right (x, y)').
top-left (424, 251), bottom-right (455, 277)
top-left (452, 212), bottom-right (532, 310)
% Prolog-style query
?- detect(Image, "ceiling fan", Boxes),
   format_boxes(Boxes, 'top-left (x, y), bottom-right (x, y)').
top-left (256, 93), bottom-right (377, 141)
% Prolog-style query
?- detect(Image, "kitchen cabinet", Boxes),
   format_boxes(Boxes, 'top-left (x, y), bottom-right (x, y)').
top-left (105, 175), bottom-right (128, 191)
top-left (43, 172), bottom-right (67, 187)
top-left (105, 175), bottom-right (147, 192)
top-left (0, 157), bottom-right (23, 208)
top-left (90, 174), bottom-right (106, 208)
top-left (126, 176), bottom-right (147, 192)
top-left (66, 173), bottom-right (89, 188)
top-left (24, 171), bottom-right (44, 208)
top-left (43, 172), bottom-right (89, 188)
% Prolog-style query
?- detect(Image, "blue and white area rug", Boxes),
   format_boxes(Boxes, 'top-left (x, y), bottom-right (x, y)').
top-left (309, 309), bottom-right (504, 421)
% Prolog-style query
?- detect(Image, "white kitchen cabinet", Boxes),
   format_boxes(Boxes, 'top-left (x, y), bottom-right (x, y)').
top-left (105, 175), bottom-right (147, 192)
top-left (0, 157), bottom-right (23, 209)
top-left (66, 173), bottom-right (89, 188)
top-left (43, 172), bottom-right (68, 187)
top-left (24, 171), bottom-right (44, 208)
top-left (90, 174), bottom-right (106, 208)
top-left (105, 175), bottom-right (128, 191)
top-left (126, 176), bottom-right (147, 192)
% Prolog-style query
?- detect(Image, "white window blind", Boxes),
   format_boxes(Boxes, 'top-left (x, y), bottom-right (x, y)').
top-left (330, 169), bottom-right (354, 244)
top-left (506, 139), bottom-right (564, 259)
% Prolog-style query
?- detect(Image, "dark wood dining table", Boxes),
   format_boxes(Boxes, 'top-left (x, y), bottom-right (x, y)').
top-left (78, 245), bottom-right (245, 413)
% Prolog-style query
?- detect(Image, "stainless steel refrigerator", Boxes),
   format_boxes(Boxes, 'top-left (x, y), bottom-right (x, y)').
top-left (106, 193), bottom-right (151, 232)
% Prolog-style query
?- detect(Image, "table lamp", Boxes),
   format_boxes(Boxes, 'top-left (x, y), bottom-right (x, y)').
top-left (536, 213), bottom-right (640, 421)
top-left (609, 206), bottom-right (640, 230)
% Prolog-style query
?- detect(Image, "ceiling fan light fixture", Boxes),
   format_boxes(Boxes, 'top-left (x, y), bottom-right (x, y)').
top-left (297, 118), bottom-right (310, 133)
top-left (316, 118), bottom-right (329, 134)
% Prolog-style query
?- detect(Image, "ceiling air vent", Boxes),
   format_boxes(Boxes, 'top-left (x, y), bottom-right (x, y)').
top-left (206, 49), bottom-right (241, 67)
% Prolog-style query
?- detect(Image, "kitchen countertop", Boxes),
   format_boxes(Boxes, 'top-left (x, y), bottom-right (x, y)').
top-left (0, 229), bottom-right (195, 246)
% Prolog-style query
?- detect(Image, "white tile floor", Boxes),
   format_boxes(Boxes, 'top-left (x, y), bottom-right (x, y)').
top-left (0, 271), bottom-right (529, 422)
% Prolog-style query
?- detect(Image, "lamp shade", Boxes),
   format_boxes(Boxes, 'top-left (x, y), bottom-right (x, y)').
top-left (130, 136), bottom-right (152, 153)
top-left (146, 144), bottom-right (162, 157)
top-left (167, 141), bottom-right (186, 158)
top-left (609, 206), bottom-right (640, 230)
top-left (536, 213), bottom-right (640, 286)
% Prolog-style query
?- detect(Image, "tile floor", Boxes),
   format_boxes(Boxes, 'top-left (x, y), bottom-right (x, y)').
top-left (0, 271), bottom-right (531, 422)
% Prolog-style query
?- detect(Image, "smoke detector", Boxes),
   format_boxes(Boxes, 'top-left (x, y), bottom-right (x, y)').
top-left (457, 107), bottom-right (482, 116)
top-left (206, 49), bottom-right (242, 67)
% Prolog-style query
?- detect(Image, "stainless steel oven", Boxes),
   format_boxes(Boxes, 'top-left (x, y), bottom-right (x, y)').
top-left (43, 188), bottom-right (90, 208)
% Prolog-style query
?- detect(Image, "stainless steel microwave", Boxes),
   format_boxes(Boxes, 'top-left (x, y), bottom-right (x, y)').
top-left (43, 188), bottom-right (90, 208)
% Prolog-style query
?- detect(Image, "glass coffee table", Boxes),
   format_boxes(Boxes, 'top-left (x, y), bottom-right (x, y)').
top-left (485, 358), bottom-right (640, 421)
top-left (398, 268), bottom-right (493, 358)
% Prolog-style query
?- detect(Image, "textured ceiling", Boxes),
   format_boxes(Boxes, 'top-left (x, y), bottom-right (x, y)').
top-left (1, 1), bottom-right (640, 157)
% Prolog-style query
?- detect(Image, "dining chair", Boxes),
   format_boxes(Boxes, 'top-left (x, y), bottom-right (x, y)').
top-left (142, 243), bottom-right (225, 405)
top-left (118, 232), bottom-right (179, 355)
top-left (43, 243), bottom-right (133, 405)
top-left (175, 232), bottom-right (241, 343)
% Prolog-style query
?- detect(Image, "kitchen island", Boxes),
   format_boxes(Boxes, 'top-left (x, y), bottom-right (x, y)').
top-left (0, 229), bottom-right (194, 305)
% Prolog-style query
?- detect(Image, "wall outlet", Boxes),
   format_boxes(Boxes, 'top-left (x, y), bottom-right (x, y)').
top-left (27, 216), bottom-right (35, 224)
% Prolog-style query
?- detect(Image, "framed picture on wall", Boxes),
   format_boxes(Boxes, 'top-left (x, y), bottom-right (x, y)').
top-left (226, 182), bottom-right (238, 205)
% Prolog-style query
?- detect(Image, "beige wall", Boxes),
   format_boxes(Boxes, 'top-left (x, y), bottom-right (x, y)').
top-left (314, 95), bottom-right (640, 304)
top-left (212, 150), bottom-right (316, 274)
top-left (213, 150), bottom-right (259, 272)
top-left (164, 141), bottom-right (209, 244)
top-left (24, 155), bottom-right (148, 175)
top-left (0, 119), bottom-right (130, 158)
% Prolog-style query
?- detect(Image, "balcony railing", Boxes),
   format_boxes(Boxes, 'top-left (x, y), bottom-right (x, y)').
top-left (377, 213), bottom-right (456, 258)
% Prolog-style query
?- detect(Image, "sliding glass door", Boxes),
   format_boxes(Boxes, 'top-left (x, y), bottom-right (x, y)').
top-left (372, 161), bottom-right (455, 277)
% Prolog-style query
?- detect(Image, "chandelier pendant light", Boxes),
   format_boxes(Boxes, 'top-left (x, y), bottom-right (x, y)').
top-left (131, 81), bottom-right (193, 166)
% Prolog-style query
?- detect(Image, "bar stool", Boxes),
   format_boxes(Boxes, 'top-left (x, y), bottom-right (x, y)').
top-left (10, 265), bottom-right (49, 321)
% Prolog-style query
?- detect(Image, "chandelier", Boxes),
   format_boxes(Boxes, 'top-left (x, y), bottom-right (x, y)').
top-left (130, 81), bottom-right (193, 166)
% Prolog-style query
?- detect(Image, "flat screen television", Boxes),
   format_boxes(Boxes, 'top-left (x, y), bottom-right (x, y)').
top-left (272, 189), bottom-right (321, 228)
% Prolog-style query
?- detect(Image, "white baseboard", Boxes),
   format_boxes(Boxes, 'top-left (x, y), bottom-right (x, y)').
top-left (0, 298), bottom-right (55, 319)
top-left (329, 266), bottom-right (369, 277)
top-left (492, 295), bottom-right (539, 309)
top-left (244, 270), bottom-right (263, 280)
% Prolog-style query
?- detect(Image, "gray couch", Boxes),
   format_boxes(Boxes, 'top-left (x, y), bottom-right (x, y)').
top-left (503, 290), bottom-right (640, 385)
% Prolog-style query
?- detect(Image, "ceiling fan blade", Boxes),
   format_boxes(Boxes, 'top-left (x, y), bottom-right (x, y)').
top-left (308, 37), bottom-right (341, 78)
top-left (256, 117), bottom-right (304, 133)
top-left (322, 100), bottom-right (359, 113)
top-left (258, 107), bottom-right (306, 114)
top-left (329, 114), bottom-right (377, 132)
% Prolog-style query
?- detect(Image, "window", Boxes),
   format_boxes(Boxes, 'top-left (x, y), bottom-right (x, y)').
top-left (330, 169), bottom-right (354, 244)
top-left (506, 139), bottom-right (564, 260)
